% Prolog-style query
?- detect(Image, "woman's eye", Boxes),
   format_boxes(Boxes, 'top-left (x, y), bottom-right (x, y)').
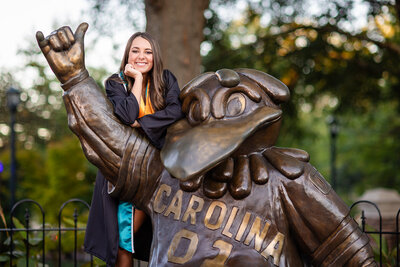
top-left (146, 51), bottom-right (153, 54)
top-left (226, 93), bottom-right (246, 117)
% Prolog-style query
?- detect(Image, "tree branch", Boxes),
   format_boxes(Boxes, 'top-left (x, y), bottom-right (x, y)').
top-left (273, 24), bottom-right (400, 57)
top-left (396, 0), bottom-right (400, 22)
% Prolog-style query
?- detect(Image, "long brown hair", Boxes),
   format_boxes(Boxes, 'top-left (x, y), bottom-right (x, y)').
top-left (111, 32), bottom-right (166, 110)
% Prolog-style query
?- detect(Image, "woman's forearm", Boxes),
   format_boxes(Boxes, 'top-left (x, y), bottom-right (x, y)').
top-left (130, 76), bottom-right (143, 105)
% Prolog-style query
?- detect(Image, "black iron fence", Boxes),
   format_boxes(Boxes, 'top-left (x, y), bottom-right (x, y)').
top-left (350, 200), bottom-right (400, 266)
top-left (0, 199), bottom-right (399, 266)
top-left (0, 199), bottom-right (94, 267)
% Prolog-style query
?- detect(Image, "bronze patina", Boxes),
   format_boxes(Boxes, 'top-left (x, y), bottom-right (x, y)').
top-left (36, 23), bottom-right (377, 266)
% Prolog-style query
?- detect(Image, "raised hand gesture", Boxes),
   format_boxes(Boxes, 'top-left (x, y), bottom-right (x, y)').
top-left (36, 23), bottom-right (89, 89)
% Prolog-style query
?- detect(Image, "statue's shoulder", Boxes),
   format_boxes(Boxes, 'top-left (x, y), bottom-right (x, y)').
top-left (264, 146), bottom-right (332, 194)
top-left (263, 146), bottom-right (310, 180)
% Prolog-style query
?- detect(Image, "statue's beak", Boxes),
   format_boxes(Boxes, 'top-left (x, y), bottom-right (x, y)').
top-left (160, 106), bottom-right (282, 181)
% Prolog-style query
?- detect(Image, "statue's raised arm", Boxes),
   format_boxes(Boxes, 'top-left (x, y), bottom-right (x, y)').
top-left (36, 24), bottom-right (161, 202)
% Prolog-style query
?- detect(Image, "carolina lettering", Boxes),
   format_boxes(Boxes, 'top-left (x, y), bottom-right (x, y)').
top-left (222, 207), bottom-right (238, 238)
top-left (182, 195), bottom-right (204, 225)
top-left (153, 183), bottom-right (171, 213)
top-left (204, 201), bottom-right (227, 230)
top-left (244, 217), bottom-right (271, 251)
top-left (261, 232), bottom-right (285, 265)
top-left (168, 229), bottom-right (199, 264)
top-left (153, 183), bottom-right (285, 265)
top-left (235, 211), bottom-right (251, 241)
top-left (164, 189), bottom-right (183, 220)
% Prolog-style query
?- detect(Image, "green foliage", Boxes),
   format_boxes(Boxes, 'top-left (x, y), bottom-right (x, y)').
top-left (338, 101), bottom-right (400, 194)
top-left (0, 136), bottom-right (96, 221)
top-left (41, 136), bottom-right (95, 224)
top-left (0, 213), bottom-right (94, 266)
top-left (0, 217), bottom-right (45, 267)
top-left (363, 224), bottom-right (399, 266)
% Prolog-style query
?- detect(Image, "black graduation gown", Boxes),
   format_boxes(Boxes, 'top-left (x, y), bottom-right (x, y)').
top-left (84, 70), bottom-right (184, 266)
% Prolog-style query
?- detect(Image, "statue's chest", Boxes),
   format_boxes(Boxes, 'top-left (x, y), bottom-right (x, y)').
top-left (147, 175), bottom-right (289, 267)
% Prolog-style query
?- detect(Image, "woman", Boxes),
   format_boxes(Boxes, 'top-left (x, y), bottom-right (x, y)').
top-left (84, 32), bottom-right (184, 267)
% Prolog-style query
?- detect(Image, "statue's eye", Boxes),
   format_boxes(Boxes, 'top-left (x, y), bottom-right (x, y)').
top-left (226, 93), bottom-right (246, 117)
top-left (189, 102), bottom-right (202, 122)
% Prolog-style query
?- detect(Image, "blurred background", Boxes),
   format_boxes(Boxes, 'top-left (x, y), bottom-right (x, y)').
top-left (0, 0), bottom-right (399, 265)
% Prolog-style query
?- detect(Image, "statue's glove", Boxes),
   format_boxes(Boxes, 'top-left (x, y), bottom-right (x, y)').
top-left (36, 23), bottom-right (89, 90)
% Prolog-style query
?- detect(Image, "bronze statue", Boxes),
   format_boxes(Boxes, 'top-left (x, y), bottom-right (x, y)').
top-left (36, 23), bottom-right (376, 266)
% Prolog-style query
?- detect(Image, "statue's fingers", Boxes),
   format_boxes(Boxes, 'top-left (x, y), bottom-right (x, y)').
top-left (57, 29), bottom-right (71, 50)
top-left (35, 31), bottom-right (51, 55)
top-left (62, 26), bottom-right (75, 44)
top-left (49, 34), bottom-right (63, 52)
top-left (74, 22), bottom-right (89, 44)
top-left (36, 31), bottom-right (45, 44)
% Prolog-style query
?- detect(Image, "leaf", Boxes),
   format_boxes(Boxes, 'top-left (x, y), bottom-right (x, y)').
top-left (11, 218), bottom-right (28, 241)
top-left (2, 250), bottom-right (25, 258)
top-left (61, 217), bottom-right (75, 227)
top-left (17, 257), bottom-right (37, 267)
top-left (28, 236), bottom-right (43, 246)
top-left (12, 217), bottom-right (25, 229)
top-left (3, 236), bottom-right (24, 247)
top-left (0, 254), bottom-right (10, 262)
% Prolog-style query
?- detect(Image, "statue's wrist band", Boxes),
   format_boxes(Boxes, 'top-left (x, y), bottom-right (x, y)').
top-left (61, 69), bottom-right (89, 90)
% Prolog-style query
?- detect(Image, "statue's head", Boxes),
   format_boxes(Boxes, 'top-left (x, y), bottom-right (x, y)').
top-left (161, 69), bottom-right (290, 186)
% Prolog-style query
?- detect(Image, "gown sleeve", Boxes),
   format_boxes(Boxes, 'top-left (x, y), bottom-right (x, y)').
top-left (137, 70), bottom-right (184, 149)
top-left (105, 74), bottom-right (140, 125)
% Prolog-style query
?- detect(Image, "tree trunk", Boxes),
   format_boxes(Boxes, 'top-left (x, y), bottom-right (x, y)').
top-left (145, 0), bottom-right (210, 87)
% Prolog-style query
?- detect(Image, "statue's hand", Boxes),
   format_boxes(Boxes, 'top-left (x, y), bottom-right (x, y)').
top-left (36, 23), bottom-right (88, 87)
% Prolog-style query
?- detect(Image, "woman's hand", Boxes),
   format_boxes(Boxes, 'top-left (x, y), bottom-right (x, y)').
top-left (124, 64), bottom-right (143, 102)
top-left (130, 120), bottom-right (141, 128)
top-left (124, 64), bottom-right (142, 80)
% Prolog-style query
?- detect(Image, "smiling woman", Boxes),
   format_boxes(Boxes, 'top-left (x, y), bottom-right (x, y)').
top-left (83, 31), bottom-right (184, 267)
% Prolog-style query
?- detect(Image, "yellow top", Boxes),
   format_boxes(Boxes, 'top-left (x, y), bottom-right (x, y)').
top-left (138, 80), bottom-right (155, 118)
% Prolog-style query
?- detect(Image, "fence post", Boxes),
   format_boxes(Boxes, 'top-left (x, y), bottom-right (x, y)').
top-left (350, 200), bottom-right (383, 265)
top-left (74, 208), bottom-right (78, 267)
top-left (9, 199), bottom-right (46, 267)
top-left (58, 199), bottom-right (90, 267)
top-left (396, 209), bottom-right (400, 267)
top-left (24, 208), bottom-right (29, 267)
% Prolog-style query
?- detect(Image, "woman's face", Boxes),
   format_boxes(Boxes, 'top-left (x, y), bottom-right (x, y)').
top-left (127, 36), bottom-right (154, 75)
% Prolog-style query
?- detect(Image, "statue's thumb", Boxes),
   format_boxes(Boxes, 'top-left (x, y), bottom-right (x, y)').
top-left (75, 22), bottom-right (89, 44)
top-left (35, 31), bottom-right (52, 56)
